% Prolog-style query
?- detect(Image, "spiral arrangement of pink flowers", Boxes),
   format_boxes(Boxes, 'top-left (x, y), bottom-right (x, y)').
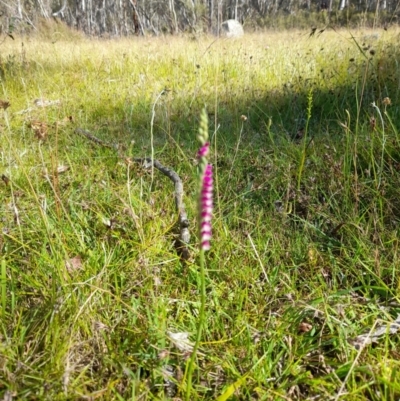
top-left (197, 111), bottom-right (213, 251)
top-left (199, 164), bottom-right (213, 250)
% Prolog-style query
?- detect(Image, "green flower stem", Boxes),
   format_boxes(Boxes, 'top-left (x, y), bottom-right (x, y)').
top-left (185, 249), bottom-right (206, 401)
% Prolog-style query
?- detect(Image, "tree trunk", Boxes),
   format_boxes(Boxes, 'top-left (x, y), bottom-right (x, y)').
top-left (169, 0), bottom-right (178, 33)
top-left (208, 0), bottom-right (214, 32)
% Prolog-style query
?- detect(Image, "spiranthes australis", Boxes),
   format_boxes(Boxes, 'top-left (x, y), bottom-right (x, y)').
top-left (197, 108), bottom-right (213, 250)
top-left (185, 109), bottom-right (213, 400)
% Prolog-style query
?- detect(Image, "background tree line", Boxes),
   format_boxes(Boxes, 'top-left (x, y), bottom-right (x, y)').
top-left (0, 0), bottom-right (398, 37)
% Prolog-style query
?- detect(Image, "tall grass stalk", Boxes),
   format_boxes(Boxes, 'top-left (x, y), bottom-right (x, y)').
top-left (1, 258), bottom-right (6, 318)
top-left (297, 89), bottom-right (313, 191)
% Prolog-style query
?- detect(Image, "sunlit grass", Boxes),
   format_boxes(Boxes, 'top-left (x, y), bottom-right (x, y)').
top-left (1, 28), bottom-right (400, 400)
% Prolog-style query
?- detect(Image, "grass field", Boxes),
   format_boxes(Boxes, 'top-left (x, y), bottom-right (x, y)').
top-left (1, 27), bottom-right (400, 400)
